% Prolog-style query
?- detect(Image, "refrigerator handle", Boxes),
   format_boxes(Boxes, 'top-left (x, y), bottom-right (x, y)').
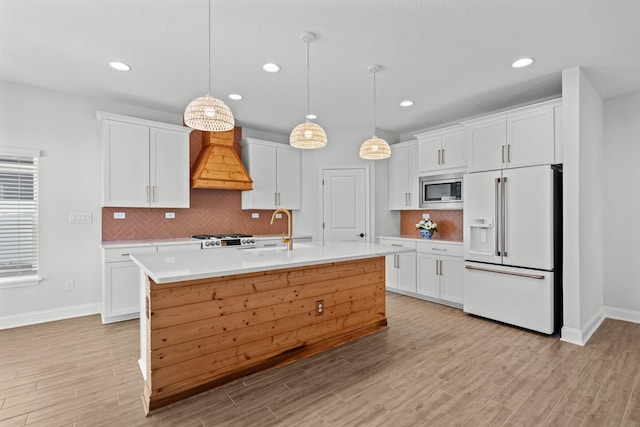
top-left (495, 177), bottom-right (501, 256)
top-left (502, 176), bottom-right (508, 257)
top-left (465, 265), bottom-right (545, 280)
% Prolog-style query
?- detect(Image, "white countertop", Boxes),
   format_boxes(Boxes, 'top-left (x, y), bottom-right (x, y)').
top-left (130, 241), bottom-right (414, 284)
top-left (378, 235), bottom-right (463, 245)
top-left (100, 235), bottom-right (312, 249)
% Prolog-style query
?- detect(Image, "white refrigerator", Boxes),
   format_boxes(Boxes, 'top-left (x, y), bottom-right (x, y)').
top-left (463, 165), bottom-right (561, 334)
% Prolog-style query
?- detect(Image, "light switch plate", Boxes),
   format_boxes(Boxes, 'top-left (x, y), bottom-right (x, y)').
top-left (69, 213), bottom-right (92, 224)
top-left (114, 212), bottom-right (125, 219)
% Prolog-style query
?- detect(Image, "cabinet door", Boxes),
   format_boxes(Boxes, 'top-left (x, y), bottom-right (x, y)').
top-left (406, 143), bottom-right (419, 209)
top-left (150, 128), bottom-right (190, 208)
top-left (242, 143), bottom-right (278, 209)
top-left (506, 108), bottom-right (555, 169)
top-left (396, 252), bottom-right (416, 292)
top-left (104, 262), bottom-right (141, 319)
top-left (441, 131), bottom-right (467, 170)
top-left (384, 255), bottom-right (398, 289)
top-left (468, 119), bottom-right (506, 172)
top-left (102, 120), bottom-right (150, 207)
top-left (416, 252), bottom-right (439, 299)
top-left (418, 136), bottom-right (442, 173)
top-left (440, 255), bottom-right (464, 305)
top-left (275, 147), bottom-right (301, 209)
top-left (389, 145), bottom-right (410, 210)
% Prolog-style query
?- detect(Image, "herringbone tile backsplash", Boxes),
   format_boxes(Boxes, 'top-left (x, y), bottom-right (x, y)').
top-left (102, 189), bottom-right (287, 241)
top-left (400, 210), bottom-right (463, 241)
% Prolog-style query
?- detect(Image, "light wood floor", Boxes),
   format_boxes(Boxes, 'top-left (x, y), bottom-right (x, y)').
top-left (1, 293), bottom-right (639, 427)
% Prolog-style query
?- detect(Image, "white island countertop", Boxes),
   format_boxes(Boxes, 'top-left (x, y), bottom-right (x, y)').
top-left (130, 241), bottom-right (414, 284)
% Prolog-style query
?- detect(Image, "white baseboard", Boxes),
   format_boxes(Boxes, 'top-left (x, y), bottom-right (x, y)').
top-left (561, 309), bottom-right (605, 346)
top-left (560, 326), bottom-right (585, 346)
top-left (603, 306), bottom-right (640, 324)
top-left (582, 309), bottom-right (606, 344)
top-left (0, 303), bottom-right (101, 330)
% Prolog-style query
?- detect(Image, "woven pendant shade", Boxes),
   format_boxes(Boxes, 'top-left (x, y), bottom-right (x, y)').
top-left (290, 121), bottom-right (327, 149)
top-left (359, 137), bottom-right (391, 160)
top-left (359, 65), bottom-right (390, 160)
top-left (184, 95), bottom-right (235, 132)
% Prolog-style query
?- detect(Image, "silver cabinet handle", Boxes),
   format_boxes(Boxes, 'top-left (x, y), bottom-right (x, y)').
top-left (274, 192), bottom-right (278, 206)
top-left (435, 259), bottom-right (439, 275)
top-left (263, 243), bottom-right (278, 247)
top-left (396, 254), bottom-right (400, 269)
top-left (507, 144), bottom-right (511, 162)
top-left (502, 176), bottom-right (508, 257)
top-left (437, 149), bottom-right (441, 165)
top-left (441, 148), bottom-right (445, 165)
top-left (495, 177), bottom-right (501, 256)
top-left (432, 247), bottom-right (447, 251)
top-left (152, 185), bottom-right (156, 202)
top-left (407, 193), bottom-right (411, 206)
top-left (146, 185), bottom-right (150, 202)
top-left (277, 192), bottom-right (281, 206)
top-left (440, 260), bottom-right (443, 276)
top-left (391, 244), bottom-right (404, 247)
top-left (465, 265), bottom-right (545, 280)
top-left (501, 145), bottom-right (505, 163)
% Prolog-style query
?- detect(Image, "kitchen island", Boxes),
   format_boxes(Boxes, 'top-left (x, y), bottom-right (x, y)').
top-left (130, 241), bottom-right (414, 414)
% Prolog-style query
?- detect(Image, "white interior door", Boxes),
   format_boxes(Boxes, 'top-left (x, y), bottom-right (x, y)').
top-left (322, 168), bottom-right (367, 242)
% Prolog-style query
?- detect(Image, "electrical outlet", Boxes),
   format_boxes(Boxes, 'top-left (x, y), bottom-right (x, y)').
top-left (276, 213), bottom-right (283, 219)
top-left (316, 300), bottom-right (324, 316)
top-left (64, 280), bottom-right (74, 291)
top-left (114, 212), bottom-right (125, 219)
top-left (251, 212), bottom-right (260, 219)
top-left (165, 212), bottom-right (175, 219)
top-left (422, 213), bottom-right (430, 220)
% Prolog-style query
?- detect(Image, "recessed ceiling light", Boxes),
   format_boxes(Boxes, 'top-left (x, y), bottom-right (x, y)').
top-left (305, 114), bottom-right (317, 120)
top-left (228, 94), bottom-right (243, 100)
top-left (109, 61), bottom-right (131, 71)
top-left (262, 63), bottom-right (280, 73)
top-left (400, 100), bottom-right (414, 107)
top-left (512, 57), bottom-right (535, 68)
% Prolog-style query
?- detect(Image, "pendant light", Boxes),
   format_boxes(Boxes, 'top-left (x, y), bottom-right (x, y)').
top-left (359, 65), bottom-right (391, 160)
top-left (290, 32), bottom-right (327, 149)
top-left (184, 0), bottom-right (234, 132)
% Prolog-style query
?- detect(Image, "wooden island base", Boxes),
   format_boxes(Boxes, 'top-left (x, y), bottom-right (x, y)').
top-left (142, 256), bottom-right (387, 414)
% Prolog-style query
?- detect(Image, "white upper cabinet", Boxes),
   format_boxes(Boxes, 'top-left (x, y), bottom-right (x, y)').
top-left (240, 138), bottom-right (301, 210)
top-left (389, 141), bottom-right (419, 210)
top-left (416, 126), bottom-right (467, 175)
top-left (99, 112), bottom-right (191, 208)
top-left (464, 99), bottom-right (561, 173)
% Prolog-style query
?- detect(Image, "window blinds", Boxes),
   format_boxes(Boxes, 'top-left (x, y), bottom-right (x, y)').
top-left (0, 153), bottom-right (38, 278)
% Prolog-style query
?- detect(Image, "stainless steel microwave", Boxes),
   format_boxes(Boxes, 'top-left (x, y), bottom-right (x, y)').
top-left (419, 174), bottom-right (463, 210)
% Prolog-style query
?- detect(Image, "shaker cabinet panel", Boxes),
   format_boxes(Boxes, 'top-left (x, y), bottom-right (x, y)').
top-left (389, 142), bottom-right (418, 210)
top-left (241, 138), bottom-right (301, 210)
top-left (100, 112), bottom-right (191, 208)
top-left (468, 119), bottom-right (506, 172)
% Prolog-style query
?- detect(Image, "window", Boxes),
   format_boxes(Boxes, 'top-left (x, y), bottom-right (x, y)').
top-left (0, 151), bottom-right (39, 282)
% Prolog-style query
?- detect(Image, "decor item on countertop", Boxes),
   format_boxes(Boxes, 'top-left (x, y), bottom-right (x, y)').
top-left (359, 65), bottom-right (391, 160)
top-left (290, 32), bottom-right (327, 149)
top-left (416, 218), bottom-right (438, 239)
top-left (183, 0), bottom-right (235, 132)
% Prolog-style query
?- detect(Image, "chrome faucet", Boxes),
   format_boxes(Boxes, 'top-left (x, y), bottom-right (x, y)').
top-left (270, 208), bottom-right (293, 250)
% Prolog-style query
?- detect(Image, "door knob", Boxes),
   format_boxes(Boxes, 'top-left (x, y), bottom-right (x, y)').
top-left (357, 233), bottom-right (365, 238)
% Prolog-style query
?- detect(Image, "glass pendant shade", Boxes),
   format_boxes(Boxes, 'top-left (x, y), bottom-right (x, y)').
top-left (290, 121), bottom-right (327, 149)
top-left (359, 136), bottom-right (391, 160)
top-left (184, 94), bottom-right (235, 132)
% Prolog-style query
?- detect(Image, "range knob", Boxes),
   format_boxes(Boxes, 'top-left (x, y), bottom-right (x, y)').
top-left (250, 238), bottom-right (255, 244)
top-left (215, 240), bottom-right (220, 246)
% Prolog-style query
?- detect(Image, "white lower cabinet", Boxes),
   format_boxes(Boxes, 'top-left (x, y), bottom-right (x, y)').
top-left (378, 238), bottom-right (416, 293)
top-left (416, 241), bottom-right (464, 307)
top-left (102, 245), bottom-right (157, 324)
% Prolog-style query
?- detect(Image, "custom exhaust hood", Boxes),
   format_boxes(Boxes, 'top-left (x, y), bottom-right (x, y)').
top-left (190, 127), bottom-right (253, 190)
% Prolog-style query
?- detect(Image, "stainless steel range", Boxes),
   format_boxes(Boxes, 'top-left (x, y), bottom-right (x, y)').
top-left (191, 234), bottom-right (256, 249)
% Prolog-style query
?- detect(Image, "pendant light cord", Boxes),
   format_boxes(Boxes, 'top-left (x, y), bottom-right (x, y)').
top-left (207, 0), bottom-right (211, 96)
top-left (372, 69), bottom-right (377, 137)
top-left (306, 38), bottom-right (310, 121)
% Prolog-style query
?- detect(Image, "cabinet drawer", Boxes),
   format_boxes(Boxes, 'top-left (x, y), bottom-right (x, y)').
top-left (104, 246), bottom-right (157, 262)
top-left (378, 238), bottom-right (417, 250)
top-left (157, 243), bottom-right (201, 252)
top-left (416, 241), bottom-right (463, 257)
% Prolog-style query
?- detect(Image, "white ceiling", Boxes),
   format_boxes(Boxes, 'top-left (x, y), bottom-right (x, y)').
top-left (2, 0), bottom-right (640, 139)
